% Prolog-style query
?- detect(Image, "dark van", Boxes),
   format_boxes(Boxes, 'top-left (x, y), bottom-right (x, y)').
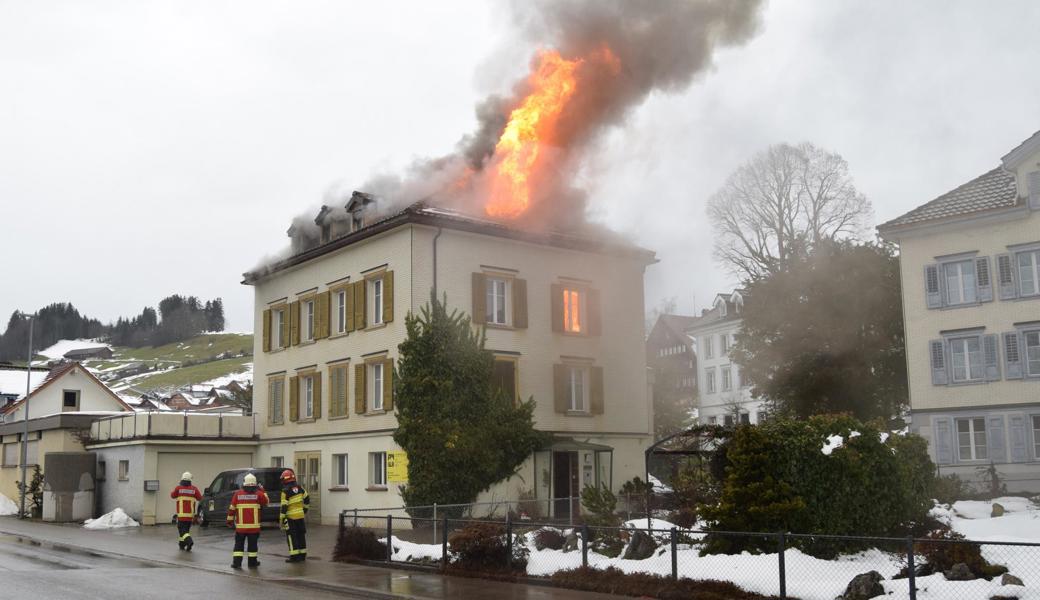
top-left (197, 468), bottom-right (284, 526)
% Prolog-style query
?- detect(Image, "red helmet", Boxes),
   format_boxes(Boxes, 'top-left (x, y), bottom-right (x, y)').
top-left (280, 469), bottom-right (296, 483)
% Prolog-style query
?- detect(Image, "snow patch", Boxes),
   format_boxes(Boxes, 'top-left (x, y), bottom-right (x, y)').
top-left (647, 474), bottom-right (672, 493)
top-left (879, 432), bottom-right (890, 444)
top-left (821, 434), bottom-right (844, 455)
top-left (385, 536), bottom-right (443, 562)
top-left (84, 508), bottom-right (139, 529)
top-left (0, 493), bottom-right (19, 516)
top-left (38, 339), bottom-right (110, 359)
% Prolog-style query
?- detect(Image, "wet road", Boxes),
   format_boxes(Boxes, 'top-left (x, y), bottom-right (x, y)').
top-left (0, 534), bottom-right (361, 600)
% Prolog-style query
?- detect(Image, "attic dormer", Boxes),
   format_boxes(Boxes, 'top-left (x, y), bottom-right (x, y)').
top-left (714, 295), bottom-right (728, 317)
top-left (346, 191), bottom-right (377, 233)
top-left (1001, 129), bottom-right (1040, 210)
top-left (315, 205), bottom-right (333, 244)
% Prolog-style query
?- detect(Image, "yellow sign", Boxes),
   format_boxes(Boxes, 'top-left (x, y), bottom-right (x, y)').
top-left (387, 451), bottom-right (409, 483)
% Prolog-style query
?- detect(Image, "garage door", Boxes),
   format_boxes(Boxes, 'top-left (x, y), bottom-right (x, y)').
top-left (155, 452), bottom-right (252, 521)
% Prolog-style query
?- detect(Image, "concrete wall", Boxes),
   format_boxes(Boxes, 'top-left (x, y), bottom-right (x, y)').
top-left (0, 429), bottom-right (82, 504)
top-left (92, 444), bottom-right (146, 521)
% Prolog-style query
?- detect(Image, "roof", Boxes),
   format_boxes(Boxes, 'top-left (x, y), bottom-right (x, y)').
top-left (878, 166), bottom-right (1021, 233)
top-left (244, 202), bottom-right (657, 284)
top-left (1001, 129), bottom-right (1040, 169)
top-left (63, 346), bottom-right (110, 358)
top-left (0, 363), bottom-right (134, 416)
top-left (0, 366), bottom-right (49, 398)
top-left (649, 314), bottom-right (698, 344)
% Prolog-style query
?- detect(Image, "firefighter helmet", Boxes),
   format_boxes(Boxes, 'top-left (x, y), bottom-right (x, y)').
top-left (181, 472), bottom-right (192, 481)
top-left (280, 469), bottom-right (296, 483)
top-left (243, 473), bottom-right (257, 487)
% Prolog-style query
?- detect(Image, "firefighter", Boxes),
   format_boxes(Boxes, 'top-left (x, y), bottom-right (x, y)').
top-left (170, 472), bottom-right (202, 551)
top-left (227, 472), bottom-right (269, 569)
top-left (279, 469), bottom-right (309, 562)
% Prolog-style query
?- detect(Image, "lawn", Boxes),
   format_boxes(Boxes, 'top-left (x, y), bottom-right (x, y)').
top-left (116, 356), bottom-right (252, 391)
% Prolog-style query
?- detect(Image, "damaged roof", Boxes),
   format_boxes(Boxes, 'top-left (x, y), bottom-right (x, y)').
top-left (877, 166), bottom-right (1021, 233)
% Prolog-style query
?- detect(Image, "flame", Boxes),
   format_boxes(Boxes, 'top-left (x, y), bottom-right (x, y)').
top-left (485, 47), bottom-right (619, 219)
top-left (563, 289), bottom-right (581, 333)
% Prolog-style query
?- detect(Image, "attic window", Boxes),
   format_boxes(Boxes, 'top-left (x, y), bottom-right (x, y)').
top-left (352, 211), bottom-right (364, 232)
top-left (62, 390), bottom-right (80, 411)
top-left (715, 299), bottom-right (727, 316)
top-left (321, 223), bottom-right (332, 244)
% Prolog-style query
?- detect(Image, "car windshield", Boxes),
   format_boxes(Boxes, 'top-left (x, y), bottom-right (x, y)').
top-left (232, 471), bottom-right (282, 495)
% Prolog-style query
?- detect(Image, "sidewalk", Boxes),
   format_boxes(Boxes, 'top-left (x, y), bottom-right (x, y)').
top-left (0, 517), bottom-right (617, 600)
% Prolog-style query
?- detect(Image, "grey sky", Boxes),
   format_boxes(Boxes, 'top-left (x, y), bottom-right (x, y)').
top-left (2, 1), bottom-right (1038, 333)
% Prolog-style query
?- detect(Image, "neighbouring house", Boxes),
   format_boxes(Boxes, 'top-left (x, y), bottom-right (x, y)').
top-left (878, 129), bottom-right (1040, 492)
top-left (646, 314), bottom-right (698, 425)
top-left (62, 346), bottom-right (114, 361)
top-left (243, 199), bottom-right (656, 524)
top-left (0, 363), bottom-right (49, 411)
top-left (686, 290), bottom-right (764, 426)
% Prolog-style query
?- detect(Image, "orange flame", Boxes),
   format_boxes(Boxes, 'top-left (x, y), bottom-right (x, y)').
top-left (484, 47), bottom-right (619, 219)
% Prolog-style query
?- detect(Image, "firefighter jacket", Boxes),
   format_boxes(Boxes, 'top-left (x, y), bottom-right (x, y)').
top-left (280, 483), bottom-right (310, 521)
top-left (227, 487), bottom-right (269, 533)
top-left (170, 483), bottom-right (203, 522)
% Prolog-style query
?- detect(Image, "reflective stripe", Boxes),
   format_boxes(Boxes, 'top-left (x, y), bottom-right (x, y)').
top-left (289, 549), bottom-right (303, 555)
top-left (247, 552), bottom-right (259, 557)
top-left (232, 551), bottom-right (244, 557)
top-left (179, 532), bottom-right (191, 541)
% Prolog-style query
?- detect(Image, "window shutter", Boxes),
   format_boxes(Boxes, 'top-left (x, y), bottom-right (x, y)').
top-left (924, 264), bottom-right (942, 308)
top-left (996, 254), bottom-right (1017, 300)
top-left (345, 283), bottom-right (356, 332)
top-left (987, 415), bottom-right (1007, 463)
top-left (289, 376), bottom-right (299, 422)
top-left (1009, 415), bottom-right (1029, 462)
top-left (550, 284), bottom-right (564, 333)
top-left (471, 273), bottom-right (486, 325)
top-left (1029, 171), bottom-right (1040, 210)
top-left (313, 373), bottom-right (322, 419)
top-left (1004, 332), bottom-right (1023, 379)
top-left (289, 301), bottom-right (301, 346)
top-left (354, 363), bottom-right (366, 414)
top-left (512, 278), bottom-right (528, 329)
top-left (933, 417), bottom-right (953, 465)
top-left (354, 280), bottom-right (367, 329)
top-left (983, 334), bottom-right (1001, 381)
top-left (587, 289), bottom-right (602, 336)
top-left (383, 358), bottom-right (394, 412)
top-left (553, 364), bottom-right (568, 413)
top-left (975, 257), bottom-right (993, 303)
top-left (316, 291), bottom-right (330, 339)
top-left (262, 309), bottom-right (272, 352)
top-left (929, 339), bottom-right (948, 385)
top-left (382, 271), bottom-right (394, 323)
top-left (590, 366), bottom-right (604, 415)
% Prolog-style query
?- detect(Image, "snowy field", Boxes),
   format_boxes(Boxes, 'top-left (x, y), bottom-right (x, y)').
top-left (37, 339), bottom-right (110, 359)
top-left (383, 498), bottom-right (1040, 600)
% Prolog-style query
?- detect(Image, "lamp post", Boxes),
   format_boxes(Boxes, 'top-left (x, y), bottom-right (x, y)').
top-left (19, 316), bottom-right (34, 519)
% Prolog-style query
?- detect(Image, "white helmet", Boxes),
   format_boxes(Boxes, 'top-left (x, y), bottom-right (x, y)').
top-left (181, 472), bottom-right (192, 481)
top-left (243, 473), bottom-right (257, 486)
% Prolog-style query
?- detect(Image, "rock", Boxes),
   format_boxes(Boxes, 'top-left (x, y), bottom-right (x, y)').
top-left (1001, 573), bottom-right (1024, 586)
top-left (621, 530), bottom-right (658, 560)
top-left (945, 562), bottom-right (975, 581)
top-left (562, 532), bottom-right (579, 553)
top-left (991, 503), bottom-right (1005, 517)
top-left (841, 571), bottom-right (885, 600)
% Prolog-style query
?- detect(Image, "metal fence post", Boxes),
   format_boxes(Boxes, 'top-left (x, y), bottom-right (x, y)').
top-left (433, 503), bottom-right (438, 545)
top-left (441, 516), bottom-right (449, 570)
top-left (670, 527), bottom-right (678, 581)
top-left (778, 532), bottom-right (787, 600)
top-left (581, 524), bottom-right (589, 568)
top-left (386, 515), bottom-right (393, 563)
top-left (506, 513), bottom-right (513, 571)
top-left (907, 535), bottom-right (917, 600)
top-left (353, 508), bottom-right (358, 528)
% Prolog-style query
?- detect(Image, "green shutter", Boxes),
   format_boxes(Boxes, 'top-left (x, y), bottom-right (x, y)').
top-left (354, 363), bottom-right (366, 414)
top-left (289, 376), bottom-right (299, 422)
top-left (262, 309), bottom-right (271, 352)
top-left (512, 279), bottom-right (528, 329)
top-left (383, 271), bottom-right (394, 323)
top-left (472, 273), bottom-right (486, 324)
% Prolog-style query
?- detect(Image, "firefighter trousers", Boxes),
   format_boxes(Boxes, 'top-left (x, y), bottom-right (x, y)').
top-left (177, 521), bottom-right (193, 548)
top-left (232, 532), bottom-right (260, 567)
top-left (285, 518), bottom-right (307, 560)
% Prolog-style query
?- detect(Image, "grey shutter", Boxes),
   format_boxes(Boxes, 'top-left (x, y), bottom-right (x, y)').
top-left (930, 339), bottom-right (948, 385)
top-left (983, 334), bottom-right (1001, 381)
top-left (987, 415), bottom-right (1007, 464)
top-left (1004, 332), bottom-right (1023, 379)
top-left (1008, 415), bottom-right (1029, 463)
top-left (997, 254), bottom-right (1017, 300)
top-left (924, 264), bottom-right (942, 308)
top-left (933, 417), bottom-right (954, 465)
top-left (976, 257), bottom-right (993, 302)
top-left (1029, 171), bottom-right (1040, 210)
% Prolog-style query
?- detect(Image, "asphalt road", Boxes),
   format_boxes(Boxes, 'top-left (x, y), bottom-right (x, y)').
top-left (0, 533), bottom-right (361, 600)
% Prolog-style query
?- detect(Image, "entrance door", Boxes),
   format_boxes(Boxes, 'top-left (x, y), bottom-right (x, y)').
top-left (294, 452), bottom-right (321, 524)
top-left (552, 451), bottom-right (579, 519)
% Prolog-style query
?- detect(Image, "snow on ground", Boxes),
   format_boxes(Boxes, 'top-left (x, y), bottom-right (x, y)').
top-left (38, 339), bottom-right (109, 359)
top-left (84, 507), bottom-right (139, 529)
top-left (821, 434), bottom-right (844, 455)
top-left (199, 363), bottom-right (253, 388)
top-left (0, 493), bottom-right (19, 516)
top-left (385, 537), bottom-right (444, 562)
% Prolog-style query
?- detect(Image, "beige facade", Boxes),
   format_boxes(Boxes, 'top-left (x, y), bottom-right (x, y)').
top-left (247, 208), bottom-right (655, 524)
top-left (880, 131), bottom-right (1040, 492)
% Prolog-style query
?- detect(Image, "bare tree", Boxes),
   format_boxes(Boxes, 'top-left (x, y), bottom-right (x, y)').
top-left (707, 143), bottom-right (872, 280)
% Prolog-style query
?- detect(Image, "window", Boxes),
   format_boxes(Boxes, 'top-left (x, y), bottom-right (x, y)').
top-left (944, 260), bottom-right (978, 305)
top-left (369, 452), bottom-right (387, 487)
top-left (956, 417), bottom-right (988, 461)
top-left (370, 362), bottom-right (384, 411)
top-left (1019, 250), bottom-right (1040, 297)
top-left (740, 412), bottom-right (751, 425)
top-left (492, 359), bottom-right (517, 402)
top-left (717, 299), bottom-right (727, 316)
top-left (97, 461), bottom-right (106, 482)
top-left (303, 299), bottom-right (315, 341)
top-left (567, 366), bottom-right (587, 412)
top-left (302, 376), bottom-right (314, 419)
top-left (705, 368), bottom-right (716, 393)
top-left (371, 278), bottom-right (384, 325)
top-left (1026, 331), bottom-right (1040, 377)
top-left (723, 414), bottom-right (735, 427)
top-left (562, 288), bottom-right (584, 333)
top-left (269, 378), bottom-right (284, 424)
top-left (330, 364), bottom-right (349, 417)
top-left (950, 336), bottom-right (984, 382)
top-left (271, 456), bottom-right (284, 468)
top-left (1034, 416), bottom-right (1040, 459)
top-left (62, 390), bottom-right (79, 411)
top-left (25, 440), bottom-right (38, 466)
top-left (2, 443), bottom-right (17, 467)
top-left (721, 367), bottom-right (732, 391)
top-left (704, 336), bottom-right (714, 359)
top-left (273, 309), bottom-right (285, 349)
top-left (336, 290), bottom-right (347, 334)
top-left (351, 211), bottom-right (363, 232)
top-left (708, 416), bottom-right (718, 425)
top-left (721, 334), bottom-right (730, 353)
top-left (486, 278), bottom-right (509, 325)
top-left (333, 454), bottom-right (348, 487)
top-left (118, 460), bottom-right (130, 481)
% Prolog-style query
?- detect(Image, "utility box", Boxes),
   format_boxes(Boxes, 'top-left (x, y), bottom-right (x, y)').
top-left (43, 452), bottom-right (96, 523)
